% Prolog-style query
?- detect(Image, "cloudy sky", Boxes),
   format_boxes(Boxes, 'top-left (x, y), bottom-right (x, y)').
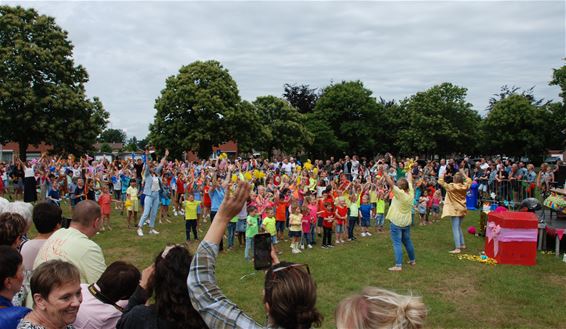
top-left (6, 1), bottom-right (566, 139)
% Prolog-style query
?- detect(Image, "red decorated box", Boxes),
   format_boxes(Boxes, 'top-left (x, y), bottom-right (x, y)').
top-left (484, 211), bottom-right (538, 266)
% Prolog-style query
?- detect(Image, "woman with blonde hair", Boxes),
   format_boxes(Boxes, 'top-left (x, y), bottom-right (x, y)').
top-left (438, 168), bottom-right (472, 254)
top-left (335, 287), bottom-right (427, 329)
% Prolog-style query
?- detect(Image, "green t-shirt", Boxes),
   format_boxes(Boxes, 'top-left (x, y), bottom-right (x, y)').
top-left (348, 200), bottom-right (359, 217)
top-left (230, 215), bottom-right (238, 223)
top-left (262, 216), bottom-right (276, 236)
top-left (376, 199), bottom-right (386, 214)
top-left (246, 215), bottom-right (259, 238)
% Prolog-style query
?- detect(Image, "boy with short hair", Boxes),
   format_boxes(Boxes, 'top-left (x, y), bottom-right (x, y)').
top-left (183, 193), bottom-right (201, 241)
top-left (262, 208), bottom-right (279, 254)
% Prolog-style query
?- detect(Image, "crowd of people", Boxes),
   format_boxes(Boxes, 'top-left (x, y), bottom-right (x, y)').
top-left (0, 149), bottom-right (563, 328)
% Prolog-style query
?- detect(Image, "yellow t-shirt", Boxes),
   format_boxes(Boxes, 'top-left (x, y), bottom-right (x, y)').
top-left (369, 190), bottom-right (378, 203)
top-left (289, 213), bottom-right (302, 232)
top-left (126, 186), bottom-right (138, 201)
top-left (184, 200), bottom-right (201, 220)
top-left (385, 185), bottom-right (414, 227)
top-left (262, 216), bottom-right (277, 236)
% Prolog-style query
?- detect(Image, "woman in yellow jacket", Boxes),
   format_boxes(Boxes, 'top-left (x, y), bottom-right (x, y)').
top-left (438, 168), bottom-right (472, 254)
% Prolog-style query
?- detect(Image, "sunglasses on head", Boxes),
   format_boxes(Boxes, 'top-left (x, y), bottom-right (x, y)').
top-left (271, 263), bottom-right (310, 278)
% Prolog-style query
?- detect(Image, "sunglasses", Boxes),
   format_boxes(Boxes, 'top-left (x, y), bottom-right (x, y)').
top-left (271, 263), bottom-right (310, 278)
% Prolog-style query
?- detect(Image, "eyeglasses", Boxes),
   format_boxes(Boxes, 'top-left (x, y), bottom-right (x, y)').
top-left (271, 263), bottom-right (310, 278)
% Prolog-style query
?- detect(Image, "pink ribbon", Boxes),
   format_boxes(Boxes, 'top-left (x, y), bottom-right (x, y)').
top-left (487, 221), bottom-right (537, 256)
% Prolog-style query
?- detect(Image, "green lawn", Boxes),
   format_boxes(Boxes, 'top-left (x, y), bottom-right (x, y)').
top-left (68, 208), bottom-right (566, 328)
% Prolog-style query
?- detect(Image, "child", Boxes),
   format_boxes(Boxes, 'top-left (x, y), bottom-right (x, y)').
top-left (320, 202), bottom-right (334, 248)
top-left (183, 193), bottom-right (201, 241)
top-left (307, 196), bottom-right (318, 245)
top-left (334, 197), bottom-right (348, 244)
top-left (300, 206), bottom-right (312, 249)
top-left (47, 182), bottom-right (62, 207)
top-left (275, 190), bottom-right (289, 243)
top-left (431, 190), bottom-right (441, 223)
top-left (375, 190), bottom-right (386, 233)
top-left (245, 206), bottom-right (259, 261)
top-left (228, 215), bottom-right (238, 250)
top-left (347, 192), bottom-right (359, 241)
top-left (236, 203), bottom-right (248, 248)
top-left (262, 208), bottom-right (279, 254)
top-left (289, 204), bottom-right (303, 254)
top-left (98, 185), bottom-right (112, 231)
top-left (418, 190), bottom-right (429, 225)
top-left (126, 180), bottom-right (139, 228)
top-left (160, 180), bottom-right (172, 224)
top-left (359, 195), bottom-right (373, 237)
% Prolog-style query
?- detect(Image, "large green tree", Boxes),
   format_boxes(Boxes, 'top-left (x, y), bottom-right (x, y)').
top-left (282, 83), bottom-right (319, 114)
top-left (253, 95), bottom-right (312, 157)
top-left (149, 60), bottom-right (240, 159)
top-left (310, 81), bottom-right (381, 157)
top-left (99, 128), bottom-right (127, 144)
top-left (0, 6), bottom-right (108, 160)
top-left (483, 93), bottom-right (546, 157)
top-left (225, 100), bottom-right (270, 155)
top-left (396, 83), bottom-right (481, 157)
top-left (548, 60), bottom-right (566, 149)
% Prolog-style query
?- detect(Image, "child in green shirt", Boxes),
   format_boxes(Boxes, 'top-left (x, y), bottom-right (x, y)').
top-left (245, 206), bottom-right (259, 261)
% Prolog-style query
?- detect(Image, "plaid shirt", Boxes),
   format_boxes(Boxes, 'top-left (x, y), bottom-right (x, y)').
top-left (188, 241), bottom-right (283, 329)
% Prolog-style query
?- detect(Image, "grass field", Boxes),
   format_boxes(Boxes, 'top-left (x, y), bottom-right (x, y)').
top-left (58, 206), bottom-right (566, 329)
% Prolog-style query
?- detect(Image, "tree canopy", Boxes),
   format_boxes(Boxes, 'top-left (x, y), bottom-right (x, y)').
top-left (99, 128), bottom-right (127, 144)
top-left (0, 5), bottom-right (108, 160)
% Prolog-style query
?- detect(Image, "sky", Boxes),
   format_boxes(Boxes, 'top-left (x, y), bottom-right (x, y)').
top-left (5, 0), bottom-right (566, 139)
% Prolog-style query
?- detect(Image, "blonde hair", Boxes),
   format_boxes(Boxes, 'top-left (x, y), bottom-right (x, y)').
top-left (453, 173), bottom-right (464, 184)
top-left (335, 287), bottom-right (427, 329)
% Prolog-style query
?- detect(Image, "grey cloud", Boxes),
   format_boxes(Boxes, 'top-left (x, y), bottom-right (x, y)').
top-left (6, 1), bottom-right (565, 138)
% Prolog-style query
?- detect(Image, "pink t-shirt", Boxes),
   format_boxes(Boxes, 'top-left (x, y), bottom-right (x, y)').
top-left (20, 239), bottom-right (47, 271)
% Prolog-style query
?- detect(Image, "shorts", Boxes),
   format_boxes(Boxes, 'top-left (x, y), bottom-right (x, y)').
top-left (236, 219), bottom-right (247, 232)
top-left (276, 221), bottom-right (286, 232)
top-left (289, 230), bottom-right (301, 238)
top-left (161, 198), bottom-right (171, 206)
top-left (361, 217), bottom-right (370, 227)
top-left (127, 200), bottom-right (139, 212)
top-left (336, 224), bottom-right (344, 233)
top-left (431, 205), bottom-right (440, 214)
top-left (418, 205), bottom-right (426, 215)
top-left (113, 190), bottom-right (121, 200)
top-left (375, 214), bottom-right (384, 226)
top-left (317, 217), bottom-right (323, 227)
top-left (271, 235), bottom-right (278, 245)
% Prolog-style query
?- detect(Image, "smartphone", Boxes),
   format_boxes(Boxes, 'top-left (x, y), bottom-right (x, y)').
top-left (253, 233), bottom-right (272, 271)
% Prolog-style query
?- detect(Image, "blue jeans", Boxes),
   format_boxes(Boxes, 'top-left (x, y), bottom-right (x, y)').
top-left (348, 216), bottom-right (357, 239)
top-left (375, 214), bottom-right (384, 227)
top-left (390, 223), bottom-right (415, 267)
top-left (227, 222), bottom-right (236, 248)
top-left (309, 224), bottom-right (316, 244)
top-left (451, 216), bottom-right (465, 248)
top-left (245, 237), bottom-right (254, 260)
top-left (138, 191), bottom-right (160, 228)
top-left (185, 220), bottom-right (197, 240)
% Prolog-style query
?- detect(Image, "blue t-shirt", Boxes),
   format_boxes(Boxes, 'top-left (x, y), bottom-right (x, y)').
top-left (121, 175), bottom-right (131, 194)
top-left (359, 204), bottom-right (372, 219)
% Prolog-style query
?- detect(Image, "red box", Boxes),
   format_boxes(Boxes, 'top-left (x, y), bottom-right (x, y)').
top-left (484, 212), bottom-right (538, 266)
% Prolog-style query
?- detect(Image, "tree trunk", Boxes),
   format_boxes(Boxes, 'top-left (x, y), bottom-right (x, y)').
top-left (19, 140), bottom-right (28, 162)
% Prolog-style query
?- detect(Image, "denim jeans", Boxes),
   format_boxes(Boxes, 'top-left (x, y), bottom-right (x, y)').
top-left (451, 216), bottom-right (465, 248)
top-left (245, 237), bottom-right (254, 260)
top-left (138, 191), bottom-right (160, 228)
top-left (375, 214), bottom-right (384, 227)
top-left (348, 216), bottom-right (357, 239)
top-left (323, 227), bottom-right (332, 246)
top-left (309, 224), bottom-right (316, 244)
top-left (390, 223), bottom-right (415, 267)
top-left (185, 220), bottom-right (198, 240)
top-left (227, 222), bottom-right (236, 248)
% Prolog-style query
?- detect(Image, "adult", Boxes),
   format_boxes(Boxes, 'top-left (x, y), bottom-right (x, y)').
top-left (137, 149), bottom-right (169, 237)
top-left (188, 181), bottom-right (323, 329)
top-left (3, 202), bottom-right (34, 242)
top-left (209, 175), bottom-right (228, 251)
top-left (117, 245), bottom-right (207, 329)
top-left (438, 169), bottom-right (472, 254)
top-left (74, 261), bottom-right (140, 329)
top-left (21, 160), bottom-right (37, 203)
top-left (20, 202), bottom-right (62, 272)
top-left (18, 260), bottom-right (82, 329)
top-left (384, 168), bottom-right (416, 272)
top-left (335, 287), bottom-right (427, 329)
top-left (0, 246), bottom-right (30, 329)
top-left (33, 200), bottom-right (106, 284)
top-left (0, 213), bottom-right (27, 248)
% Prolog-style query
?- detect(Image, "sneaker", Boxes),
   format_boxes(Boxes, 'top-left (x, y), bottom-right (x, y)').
top-left (361, 232), bottom-right (367, 237)
top-left (173, 210), bottom-right (178, 216)
top-left (340, 239), bottom-right (345, 243)
top-left (300, 244), bottom-right (305, 250)
top-left (328, 244), bottom-right (334, 248)
top-left (149, 229), bottom-right (160, 235)
top-left (366, 232), bottom-right (372, 236)
top-left (448, 249), bottom-right (461, 254)
top-left (388, 266), bottom-right (402, 272)
top-left (292, 249), bottom-right (300, 254)
top-left (347, 238), bottom-right (352, 241)
top-left (137, 228), bottom-right (143, 237)
top-left (336, 240), bottom-right (341, 244)
top-left (321, 245), bottom-right (328, 249)
top-left (307, 244), bottom-right (313, 249)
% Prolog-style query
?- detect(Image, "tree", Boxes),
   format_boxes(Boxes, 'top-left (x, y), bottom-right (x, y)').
top-left (99, 143), bottom-right (112, 153)
top-left (548, 60), bottom-right (566, 149)
top-left (483, 94), bottom-right (546, 157)
top-left (550, 59), bottom-right (566, 104)
top-left (253, 95), bottom-right (312, 157)
top-left (99, 128), bottom-right (127, 144)
top-left (396, 83), bottom-right (481, 157)
top-left (225, 101), bottom-right (270, 155)
top-left (124, 136), bottom-right (139, 152)
top-left (149, 60), bottom-right (240, 159)
top-left (282, 83), bottom-right (319, 114)
top-left (310, 81), bottom-right (381, 157)
top-left (0, 6), bottom-right (108, 160)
